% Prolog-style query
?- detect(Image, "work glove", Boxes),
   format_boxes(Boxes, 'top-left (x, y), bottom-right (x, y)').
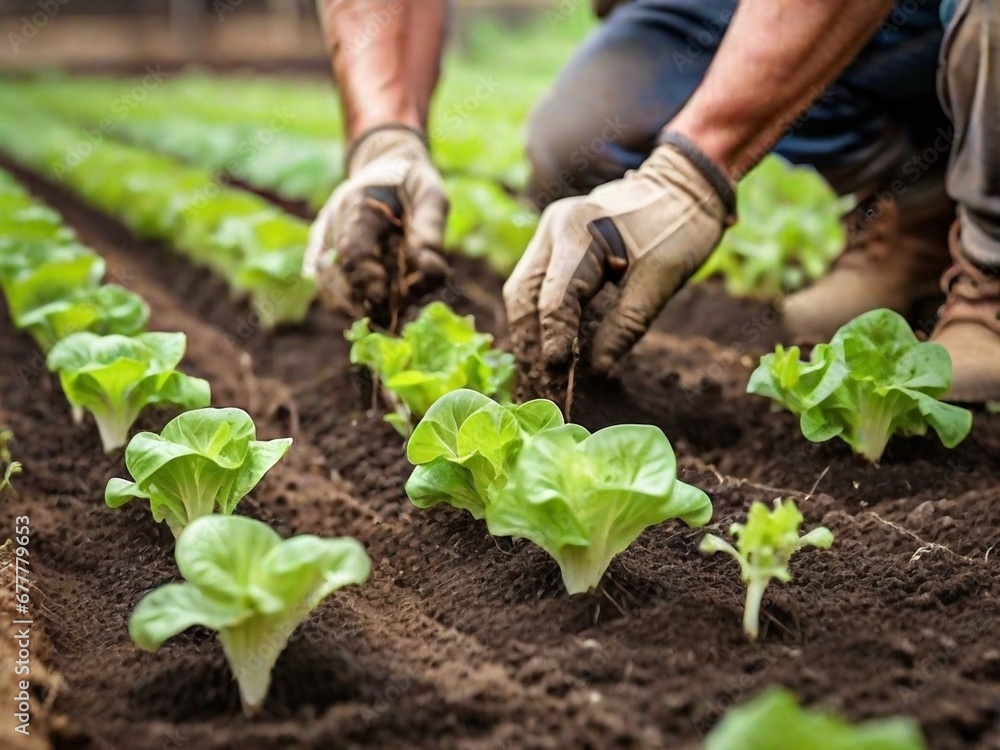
top-left (503, 133), bottom-right (737, 376)
top-left (303, 125), bottom-right (450, 318)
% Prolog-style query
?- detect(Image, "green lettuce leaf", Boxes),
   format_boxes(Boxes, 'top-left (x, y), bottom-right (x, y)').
top-left (105, 407), bottom-right (291, 536)
top-left (46, 331), bottom-right (211, 452)
top-left (405, 389), bottom-right (565, 519)
top-left (693, 156), bottom-right (847, 298)
top-left (15, 284), bottom-right (149, 351)
top-left (486, 423), bottom-right (712, 594)
top-left (0, 243), bottom-right (105, 319)
top-left (347, 302), bottom-right (515, 434)
top-left (234, 247), bottom-right (317, 328)
top-left (705, 686), bottom-right (926, 750)
top-left (129, 514), bottom-right (370, 716)
top-left (699, 498), bottom-right (833, 640)
top-left (747, 309), bottom-right (973, 462)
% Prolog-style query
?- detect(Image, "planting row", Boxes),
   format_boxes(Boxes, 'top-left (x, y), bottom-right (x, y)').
top-left (0, 101), bottom-right (315, 327)
top-left (0, 166), bottom-right (210, 450)
top-left (0, 167), bottom-right (375, 717)
top-left (0, 165), bottom-right (948, 738)
top-left (81, 293), bottom-right (930, 745)
top-left (0, 78), bottom-right (538, 275)
top-left (1, 72), bottom-right (846, 289)
top-left (333, 301), bottom-right (952, 744)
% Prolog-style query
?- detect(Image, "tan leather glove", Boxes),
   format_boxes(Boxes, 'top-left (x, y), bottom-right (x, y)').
top-left (503, 134), bottom-right (736, 375)
top-left (303, 126), bottom-right (450, 317)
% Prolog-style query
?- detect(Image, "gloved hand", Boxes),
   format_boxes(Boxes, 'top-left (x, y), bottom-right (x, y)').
top-left (503, 134), bottom-right (736, 375)
top-left (303, 125), bottom-right (450, 317)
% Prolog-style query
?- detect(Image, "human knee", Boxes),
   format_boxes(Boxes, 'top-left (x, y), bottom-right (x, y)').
top-left (526, 99), bottom-right (635, 211)
top-left (526, 106), bottom-right (595, 210)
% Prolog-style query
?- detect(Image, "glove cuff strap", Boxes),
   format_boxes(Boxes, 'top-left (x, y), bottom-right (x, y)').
top-left (345, 124), bottom-right (429, 174)
top-left (656, 130), bottom-right (737, 225)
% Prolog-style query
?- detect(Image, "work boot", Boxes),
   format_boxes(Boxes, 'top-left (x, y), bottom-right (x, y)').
top-left (782, 193), bottom-right (953, 344)
top-left (931, 222), bottom-right (1000, 403)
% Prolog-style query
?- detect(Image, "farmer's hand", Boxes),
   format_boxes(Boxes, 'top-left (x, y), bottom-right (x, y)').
top-left (303, 125), bottom-right (450, 315)
top-left (504, 134), bottom-right (737, 375)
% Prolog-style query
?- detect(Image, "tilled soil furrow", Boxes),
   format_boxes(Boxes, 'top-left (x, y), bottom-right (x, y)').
top-left (2, 167), bottom-right (999, 748)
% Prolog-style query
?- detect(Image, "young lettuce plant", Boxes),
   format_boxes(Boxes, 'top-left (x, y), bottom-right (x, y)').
top-left (16, 284), bottom-right (149, 351)
top-left (747, 308), bottom-right (973, 462)
top-left (485, 423), bottom-right (713, 595)
top-left (106, 408), bottom-right (292, 536)
top-left (347, 302), bottom-right (515, 434)
top-left (699, 498), bottom-right (833, 641)
top-left (129, 514), bottom-right (370, 716)
top-left (405, 389), bottom-right (566, 519)
top-left (0, 427), bottom-right (22, 495)
top-left (705, 686), bottom-right (927, 750)
top-left (46, 332), bottom-right (211, 452)
top-left (0, 242), bottom-right (105, 321)
top-left (692, 155), bottom-right (847, 298)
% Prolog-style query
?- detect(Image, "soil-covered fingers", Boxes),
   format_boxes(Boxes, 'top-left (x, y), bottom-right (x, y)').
top-left (402, 244), bottom-right (452, 299)
top-left (400, 181), bottom-right (451, 298)
top-left (590, 252), bottom-right (693, 374)
top-left (536, 208), bottom-right (619, 367)
top-left (335, 195), bottom-right (402, 310)
top-left (503, 205), bottom-right (561, 369)
top-left (305, 204), bottom-right (356, 314)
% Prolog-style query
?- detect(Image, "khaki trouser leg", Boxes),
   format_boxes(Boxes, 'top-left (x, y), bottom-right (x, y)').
top-left (940, 0), bottom-right (1000, 266)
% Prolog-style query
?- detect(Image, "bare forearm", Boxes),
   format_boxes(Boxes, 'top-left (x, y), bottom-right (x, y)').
top-left (317, 0), bottom-right (447, 140)
top-left (668, 0), bottom-right (895, 178)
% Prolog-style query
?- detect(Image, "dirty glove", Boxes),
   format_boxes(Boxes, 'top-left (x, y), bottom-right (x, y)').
top-left (303, 125), bottom-right (450, 316)
top-left (503, 132), bottom-right (736, 375)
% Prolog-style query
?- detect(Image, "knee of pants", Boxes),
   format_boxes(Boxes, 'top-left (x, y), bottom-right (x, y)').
top-left (525, 100), bottom-right (637, 211)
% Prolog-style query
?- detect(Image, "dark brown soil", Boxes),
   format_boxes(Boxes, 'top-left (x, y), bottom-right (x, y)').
top-left (2, 165), bottom-right (999, 750)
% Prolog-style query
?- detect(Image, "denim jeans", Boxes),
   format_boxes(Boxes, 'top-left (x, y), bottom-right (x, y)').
top-left (527, 0), bottom-right (999, 262)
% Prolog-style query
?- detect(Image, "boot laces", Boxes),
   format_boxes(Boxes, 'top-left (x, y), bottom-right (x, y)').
top-left (938, 222), bottom-right (1000, 332)
top-left (835, 196), bottom-right (895, 270)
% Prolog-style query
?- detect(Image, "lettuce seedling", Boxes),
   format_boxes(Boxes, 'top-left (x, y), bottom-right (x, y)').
top-left (0, 427), bottom-right (21, 495)
top-left (747, 309), bottom-right (973, 462)
top-left (16, 284), bottom-right (149, 351)
top-left (46, 332), bottom-right (211, 452)
top-left (0, 242), bottom-right (105, 320)
top-left (486, 423), bottom-right (713, 594)
top-left (699, 498), bottom-right (833, 641)
top-left (106, 407), bottom-right (292, 536)
top-left (443, 175), bottom-right (538, 273)
top-left (234, 248), bottom-right (317, 328)
top-left (129, 514), bottom-right (370, 716)
top-left (705, 686), bottom-right (926, 749)
top-left (347, 302), bottom-right (515, 434)
top-left (693, 155), bottom-right (847, 298)
top-left (405, 389), bottom-right (566, 519)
